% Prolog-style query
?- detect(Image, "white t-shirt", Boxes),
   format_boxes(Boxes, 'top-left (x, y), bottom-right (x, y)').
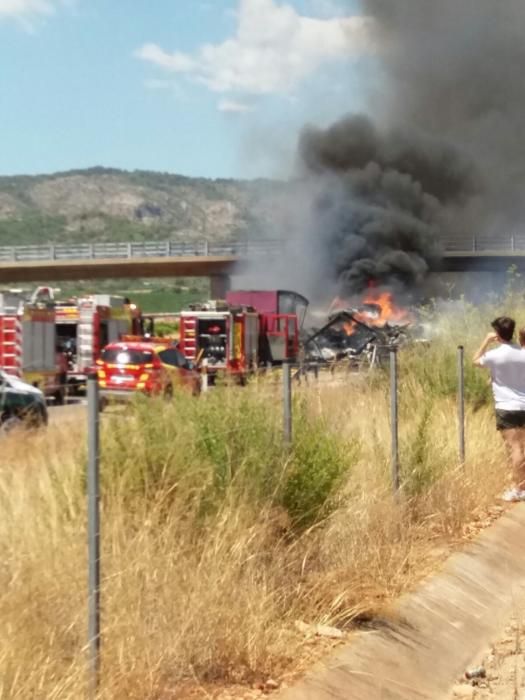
top-left (479, 343), bottom-right (525, 410)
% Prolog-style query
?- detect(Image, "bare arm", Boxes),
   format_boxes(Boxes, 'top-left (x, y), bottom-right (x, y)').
top-left (473, 332), bottom-right (499, 366)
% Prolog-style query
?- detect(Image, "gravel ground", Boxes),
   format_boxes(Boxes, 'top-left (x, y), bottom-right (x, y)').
top-left (450, 591), bottom-right (525, 699)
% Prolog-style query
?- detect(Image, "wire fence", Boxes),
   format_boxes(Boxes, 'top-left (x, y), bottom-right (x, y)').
top-left (77, 344), bottom-right (469, 695)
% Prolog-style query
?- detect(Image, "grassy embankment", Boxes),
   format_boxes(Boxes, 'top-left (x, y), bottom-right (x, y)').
top-left (0, 293), bottom-right (521, 699)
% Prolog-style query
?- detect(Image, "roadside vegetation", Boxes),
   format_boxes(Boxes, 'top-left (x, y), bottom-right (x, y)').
top-left (1, 291), bottom-right (522, 699)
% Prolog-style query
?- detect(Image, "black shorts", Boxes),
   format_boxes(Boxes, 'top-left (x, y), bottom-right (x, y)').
top-left (495, 409), bottom-right (525, 431)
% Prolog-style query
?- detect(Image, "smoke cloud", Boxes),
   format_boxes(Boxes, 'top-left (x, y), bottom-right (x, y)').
top-left (291, 0), bottom-right (525, 298)
top-left (299, 115), bottom-right (477, 294)
top-left (363, 0), bottom-right (525, 226)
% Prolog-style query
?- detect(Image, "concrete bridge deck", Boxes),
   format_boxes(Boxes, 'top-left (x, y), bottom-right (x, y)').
top-left (0, 254), bottom-right (239, 283)
top-left (1, 240), bottom-right (525, 292)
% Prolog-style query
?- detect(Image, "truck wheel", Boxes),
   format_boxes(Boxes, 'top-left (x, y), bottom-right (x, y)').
top-left (68, 381), bottom-right (79, 397)
top-left (54, 388), bottom-right (66, 406)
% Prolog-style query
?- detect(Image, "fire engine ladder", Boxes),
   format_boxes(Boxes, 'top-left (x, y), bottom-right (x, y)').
top-left (78, 306), bottom-right (96, 372)
top-left (182, 317), bottom-right (197, 360)
top-left (0, 300), bottom-right (22, 376)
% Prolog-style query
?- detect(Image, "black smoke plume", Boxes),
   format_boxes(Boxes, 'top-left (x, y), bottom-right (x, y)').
top-left (363, 0), bottom-right (525, 226)
top-left (296, 0), bottom-right (525, 296)
top-left (299, 115), bottom-right (478, 294)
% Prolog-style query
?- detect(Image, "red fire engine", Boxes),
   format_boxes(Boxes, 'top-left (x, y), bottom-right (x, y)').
top-left (178, 290), bottom-right (308, 381)
top-left (0, 289), bottom-right (64, 403)
top-left (55, 294), bottom-right (144, 392)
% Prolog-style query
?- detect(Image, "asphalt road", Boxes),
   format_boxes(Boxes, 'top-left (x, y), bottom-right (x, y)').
top-left (47, 398), bottom-right (87, 424)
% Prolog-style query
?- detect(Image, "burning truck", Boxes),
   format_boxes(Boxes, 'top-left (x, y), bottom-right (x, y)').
top-left (177, 287), bottom-right (416, 381)
top-left (303, 288), bottom-right (415, 371)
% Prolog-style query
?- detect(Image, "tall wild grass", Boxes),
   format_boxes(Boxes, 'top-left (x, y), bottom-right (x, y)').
top-left (0, 294), bottom-right (517, 698)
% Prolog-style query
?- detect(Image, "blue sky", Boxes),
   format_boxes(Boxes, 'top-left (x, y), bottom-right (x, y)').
top-left (0, 0), bottom-right (372, 179)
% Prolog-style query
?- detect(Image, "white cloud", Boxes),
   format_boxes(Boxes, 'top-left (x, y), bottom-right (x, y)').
top-left (0, 0), bottom-right (68, 27)
top-left (135, 0), bottom-right (374, 97)
top-left (217, 98), bottom-right (253, 113)
top-left (136, 43), bottom-right (197, 73)
top-left (0, 0), bottom-right (52, 17)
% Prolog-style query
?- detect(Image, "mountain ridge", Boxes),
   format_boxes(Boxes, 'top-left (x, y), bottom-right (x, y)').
top-left (0, 167), bottom-right (285, 247)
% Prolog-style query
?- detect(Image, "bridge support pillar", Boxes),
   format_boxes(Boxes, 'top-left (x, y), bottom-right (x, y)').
top-left (210, 274), bottom-right (231, 299)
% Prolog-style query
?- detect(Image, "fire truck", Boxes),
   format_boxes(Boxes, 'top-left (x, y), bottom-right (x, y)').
top-left (178, 290), bottom-right (308, 381)
top-left (0, 289), bottom-right (64, 403)
top-left (55, 295), bottom-right (144, 393)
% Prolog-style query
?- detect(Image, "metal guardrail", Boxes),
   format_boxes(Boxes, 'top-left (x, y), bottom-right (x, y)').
top-left (0, 236), bottom-right (524, 263)
top-left (441, 235), bottom-right (525, 252)
top-left (0, 239), bottom-right (279, 263)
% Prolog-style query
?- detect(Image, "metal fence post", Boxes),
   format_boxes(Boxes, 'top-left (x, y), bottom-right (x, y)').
top-left (390, 348), bottom-right (400, 493)
top-left (87, 373), bottom-right (101, 698)
top-left (457, 345), bottom-right (466, 465)
top-left (283, 360), bottom-right (292, 446)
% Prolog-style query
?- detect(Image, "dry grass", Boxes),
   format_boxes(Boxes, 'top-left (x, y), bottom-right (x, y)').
top-left (0, 350), bottom-right (510, 698)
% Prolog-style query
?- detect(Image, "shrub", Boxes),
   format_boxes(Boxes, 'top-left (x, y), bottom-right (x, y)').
top-left (99, 387), bottom-right (357, 530)
top-left (279, 404), bottom-right (359, 528)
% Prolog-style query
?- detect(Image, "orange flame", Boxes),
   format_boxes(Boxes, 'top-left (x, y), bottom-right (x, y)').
top-left (330, 290), bottom-right (414, 336)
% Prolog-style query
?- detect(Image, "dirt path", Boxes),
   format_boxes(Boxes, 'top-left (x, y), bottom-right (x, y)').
top-left (450, 591), bottom-right (525, 699)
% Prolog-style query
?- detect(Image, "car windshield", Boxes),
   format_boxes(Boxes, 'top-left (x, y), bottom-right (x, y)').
top-left (101, 349), bottom-right (153, 365)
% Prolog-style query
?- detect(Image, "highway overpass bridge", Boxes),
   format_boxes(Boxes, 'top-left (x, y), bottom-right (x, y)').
top-left (1, 237), bottom-right (525, 297)
top-left (0, 240), bottom-right (248, 297)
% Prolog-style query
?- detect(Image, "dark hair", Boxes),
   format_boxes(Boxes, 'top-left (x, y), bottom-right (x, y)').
top-left (519, 328), bottom-right (525, 347)
top-left (491, 316), bottom-right (515, 342)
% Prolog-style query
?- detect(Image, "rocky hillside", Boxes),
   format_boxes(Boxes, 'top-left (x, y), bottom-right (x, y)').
top-left (0, 167), bottom-right (284, 246)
